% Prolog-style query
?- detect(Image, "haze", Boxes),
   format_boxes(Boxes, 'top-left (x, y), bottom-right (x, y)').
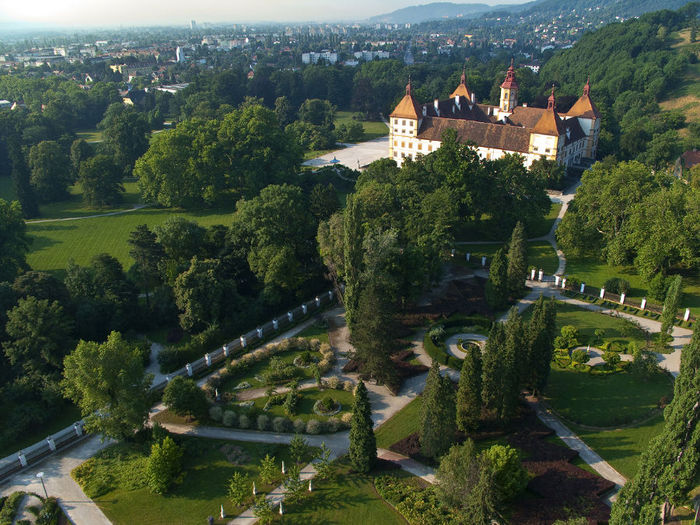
top-left (1, 0), bottom-right (529, 27)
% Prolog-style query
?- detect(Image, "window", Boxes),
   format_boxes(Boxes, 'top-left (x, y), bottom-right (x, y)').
top-left (393, 151), bottom-right (397, 157)
top-left (408, 121), bottom-right (413, 127)
top-left (402, 129), bottom-right (406, 134)
top-left (428, 145), bottom-right (433, 152)
top-left (408, 142), bottom-right (412, 149)
top-left (417, 143), bottom-right (422, 151)
top-left (393, 140), bottom-right (397, 146)
top-left (402, 119), bottom-right (406, 125)
top-left (401, 142), bottom-right (405, 148)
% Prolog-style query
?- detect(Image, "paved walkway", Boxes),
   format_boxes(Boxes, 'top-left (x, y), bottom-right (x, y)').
top-left (26, 204), bottom-right (148, 224)
top-left (302, 136), bottom-right (389, 170)
top-left (0, 436), bottom-right (113, 525)
top-left (444, 333), bottom-right (487, 360)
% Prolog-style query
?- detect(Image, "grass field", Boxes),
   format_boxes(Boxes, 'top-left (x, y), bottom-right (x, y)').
top-left (565, 256), bottom-right (700, 317)
top-left (80, 437), bottom-right (303, 525)
top-left (31, 181), bottom-right (144, 220)
top-left (457, 240), bottom-right (560, 275)
top-left (375, 396), bottom-right (422, 449)
top-left (26, 205), bottom-right (236, 276)
top-left (544, 302), bottom-right (650, 348)
top-left (335, 111), bottom-right (389, 142)
top-left (273, 458), bottom-right (410, 524)
top-left (456, 202), bottom-right (561, 242)
top-left (570, 415), bottom-right (666, 479)
top-left (295, 321), bottom-right (330, 344)
top-left (663, 29), bottom-right (700, 134)
top-left (544, 366), bottom-right (672, 427)
top-left (75, 128), bottom-right (103, 143)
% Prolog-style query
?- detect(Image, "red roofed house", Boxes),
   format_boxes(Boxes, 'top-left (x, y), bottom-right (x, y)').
top-left (389, 62), bottom-right (600, 168)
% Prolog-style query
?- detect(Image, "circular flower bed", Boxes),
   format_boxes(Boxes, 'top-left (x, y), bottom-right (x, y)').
top-left (313, 395), bottom-right (342, 416)
top-left (293, 351), bottom-right (317, 369)
top-left (459, 340), bottom-right (482, 353)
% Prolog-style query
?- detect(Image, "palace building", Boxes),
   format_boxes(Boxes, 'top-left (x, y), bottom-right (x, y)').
top-left (389, 62), bottom-right (600, 168)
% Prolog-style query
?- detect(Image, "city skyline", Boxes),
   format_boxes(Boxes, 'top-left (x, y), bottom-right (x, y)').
top-left (1, 0), bottom-right (529, 28)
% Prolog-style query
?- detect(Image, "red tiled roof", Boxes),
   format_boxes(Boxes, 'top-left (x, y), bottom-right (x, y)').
top-left (417, 116), bottom-right (530, 153)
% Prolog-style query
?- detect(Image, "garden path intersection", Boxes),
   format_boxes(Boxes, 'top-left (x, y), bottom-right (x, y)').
top-left (1, 180), bottom-right (693, 523)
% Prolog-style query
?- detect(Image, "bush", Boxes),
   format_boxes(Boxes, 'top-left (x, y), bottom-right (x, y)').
top-left (293, 418), bottom-right (306, 433)
top-left (648, 272), bottom-right (670, 302)
top-left (603, 351), bottom-right (621, 368)
top-left (209, 405), bottom-right (223, 422)
top-left (257, 414), bottom-right (270, 431)
top-left (571, 348), bottom-right (589, 364)
top-left (343, 380), bottom-right (354, 391)
top-left (604, 277), bottom-right (631, 296)
top-left (306, 419), bottom-right (323, 434)
top-left (326, 376), bottom-right (340, 389)
top-left (238, 414), bottom-right (251, 429)
top-left (163, 376), bottom-right (209, 420)
top-left (340, 412), bottom-right (353, 425)
top-left (158, 324), bottom-right (226, 373)
top-left (222, 411), bottom-right (237, 427)
top-left (146, 436), bottom-right (183, 494)
top-left (428, 325), bottom-right (446, 343)
top-left (325, 417), bottom-right (340, 433)
top-left (320, 395), bottom-right (336, 412)
top-left (272, 416), bottom-right (291, 433)
top-left (0, 492), bottom-right (25, 525)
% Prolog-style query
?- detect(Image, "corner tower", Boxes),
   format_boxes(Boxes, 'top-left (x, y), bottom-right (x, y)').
top-left (499, 59), bottom-right (518, 114)
top-left (389, 79), bottom-right (423, 166)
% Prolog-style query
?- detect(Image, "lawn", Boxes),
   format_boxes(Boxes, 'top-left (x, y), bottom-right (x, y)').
top-left (570, 415), bottom-right (666, 479)
top-left (375, 396), bottom-right (422, 450)
top-left (457, 240), bottom-right (559, 275)
top-left (295, 321), bottom-right (330, 344)
top-left (272, 458), bottom-right (410, 524)
top-left (32, 181), bottom-right (143, 220)
top-left (536, 301), bottom-right (650, 349)
top-left (335, 111), bottom-right (389, 142)
top-left (565, 255), bottom-right (700, 317)
top-left (219, 348), bottom-right (320, 394)
top-left (250, 388), bottom-right (354, 423)
top-left (76, 437), bottom-right (305, 525)
top-left (455, 201), bottom-right (561, 242)
top-left (76, 128), bottom-right (103, 143)
top-left (26, 205), bottom-right (237, 276)
top-left (544, 366), bottom-right (673, 427)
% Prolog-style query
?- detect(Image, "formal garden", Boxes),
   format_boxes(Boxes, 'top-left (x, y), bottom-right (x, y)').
top-left (0, 491), bottom-right (65, 525)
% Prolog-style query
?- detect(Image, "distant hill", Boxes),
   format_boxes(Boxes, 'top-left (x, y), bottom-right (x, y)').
top-left (368, 0), bottom-right (695, 25)
top-left (367, 2), bottom-right (509, 25)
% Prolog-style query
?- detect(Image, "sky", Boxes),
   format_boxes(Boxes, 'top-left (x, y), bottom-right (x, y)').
top-left (0, 0), bottom-right (529, 28)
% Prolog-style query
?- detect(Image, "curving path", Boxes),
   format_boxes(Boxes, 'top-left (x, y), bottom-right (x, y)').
top-left (25, 204), bottom-right (149, 224)
top-left (444, 333), bottom-right (487, 360)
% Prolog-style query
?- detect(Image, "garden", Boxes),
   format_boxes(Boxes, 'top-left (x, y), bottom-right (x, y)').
top-left (456, 241), bottom-right (560, 276)
top-left (71, 433), bottom-right (313, 525)
top-left (423, 314), bottom-right (492, 369)
top-left (0, 491), bottom-right (66, 525)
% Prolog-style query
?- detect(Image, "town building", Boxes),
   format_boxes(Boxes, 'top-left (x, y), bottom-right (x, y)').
top-left (389, 63), bottom-right (600, 169)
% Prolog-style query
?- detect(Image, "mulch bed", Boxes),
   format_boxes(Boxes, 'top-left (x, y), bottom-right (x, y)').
top-left (388, 406), bottom-right (613, 524)
top-left (403, 275), bottom-right (492, 320)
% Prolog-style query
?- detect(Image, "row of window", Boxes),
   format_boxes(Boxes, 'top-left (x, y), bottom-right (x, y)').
top-left (393, 140), bottom-right (433, 152)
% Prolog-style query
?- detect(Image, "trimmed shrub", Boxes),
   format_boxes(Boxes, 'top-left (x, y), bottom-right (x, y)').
top-left (209, 405), bottom-right (223, 422)
top-left (428, 325), bottom-right (446, 343)
top-left (238, 414), bottom-right (251, 429)
top-left (648, 273), bottom-right (670, 302)
top-left (604, 277), bottom-right (631, 296)
top-left (340, 412), bottom-right (353, 425)
top-left (326, 376), bottom-right (340, 389)
top-left (293, 418), bottom-right (306, 433)
top-left (257, 414), bottom-right (270, 431)
top-left (306, 419), bottom-right (323, 434)
top-left (326, 417), bottom-right (340, 433)
top-left (272, 416), bottom-right (291, 433)
top-left (222, 411), bottom-right (237, 427)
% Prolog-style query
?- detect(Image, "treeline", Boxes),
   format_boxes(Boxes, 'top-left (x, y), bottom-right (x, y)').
top-left (539, 4), bottom-right (700, 168)
top-left (0, 166), bottom-right (347, 449)
top-left (557, 159), bottom-right (700, 284)
top-left (318, 132), bottom-right (550, 386)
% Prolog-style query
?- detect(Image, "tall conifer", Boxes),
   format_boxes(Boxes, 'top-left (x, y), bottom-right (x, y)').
top-left (501, 307), bottom-right (523, 422)
top-left (456, 343), bottom-right (482, 433)
top-left (348, 380), bottom-right (376, 473)
top-left (420, 360), bottom-right (456, 458)
top-left (482, 323), bottom-right (506, 413)
top-left (485, 248), bottom-right (508, 309)
top-left (506, 221), bottom-right (528, 297)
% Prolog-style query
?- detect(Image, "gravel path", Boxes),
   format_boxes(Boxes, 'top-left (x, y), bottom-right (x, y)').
top-left (25, 204), bottom-right (148, 224)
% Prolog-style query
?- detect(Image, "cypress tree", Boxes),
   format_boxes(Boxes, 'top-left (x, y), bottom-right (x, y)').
top-left (611, 330), bottom-right (700, 524)
top-left (506, 222), bottom-right (528, 297)
top-left (525, 295), bottom-right (557, 395)
top-left (501, 307), bottom-right (523, 423)
top-left (348, 380), bottom-right (377, 473)
top-left (456, 343), bottom-right (482, 433)
top-left (482, 323), bottom-right (506, 414)
top-left (420, 360), bottom-right (456, 458)
top-left (660, 275), bottom-right (682, 336)
top-left (343, 194), bottom-right (364, 329)
top-left (485, 248), bottom-right (508, 309)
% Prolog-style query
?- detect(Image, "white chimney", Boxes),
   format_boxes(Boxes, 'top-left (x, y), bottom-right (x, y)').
top-left (455, 95), bottom-right (461, 110)
top-left (523, 102), bottom-right (528, 107)
top-left (470, 93), bottom-right (475, 104)
top-left (434, 99), bottom-right (439, 116)
top-left (422, 106), bottom-right (427, 117)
